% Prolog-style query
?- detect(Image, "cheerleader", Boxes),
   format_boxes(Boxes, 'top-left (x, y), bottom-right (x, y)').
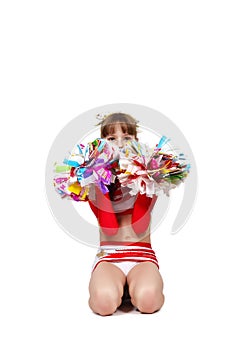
top-left (54, 112), bottom-right (189, 315)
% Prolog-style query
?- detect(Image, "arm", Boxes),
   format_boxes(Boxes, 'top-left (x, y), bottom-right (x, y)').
top-left (89, 186), bottom-right (157, 236)
top-left (131, 193), bottom-right (157, 234)
top-left (88, 186), bottom-right (119, 236)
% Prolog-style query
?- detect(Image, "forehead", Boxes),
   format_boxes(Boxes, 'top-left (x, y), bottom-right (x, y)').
top-left (107, 123), bottom-right (128, 134)
top-left (104, 122), bottom-right (133, 135)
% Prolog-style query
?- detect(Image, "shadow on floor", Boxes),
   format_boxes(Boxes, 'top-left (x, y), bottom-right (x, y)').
top-left (115, 283), bottom-right (138, 315)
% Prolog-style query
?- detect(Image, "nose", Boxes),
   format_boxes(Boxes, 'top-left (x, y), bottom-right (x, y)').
top-left (117, 138), bottom-right (125, 148)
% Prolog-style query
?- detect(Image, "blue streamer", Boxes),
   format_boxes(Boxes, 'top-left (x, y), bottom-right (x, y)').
top-left (77, 144), bottom-right (83, 155)
top-left (157, 136), bottom-right (170, 149)
top-left (63, 158), bottom-right (80, 168)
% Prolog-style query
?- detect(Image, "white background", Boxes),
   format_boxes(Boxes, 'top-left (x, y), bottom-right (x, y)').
top-left (1, 1), bottom-right (243, 349)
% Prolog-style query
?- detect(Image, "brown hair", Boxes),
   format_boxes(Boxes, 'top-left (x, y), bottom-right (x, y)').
top-left (98, 113), bottom-right (138, 139)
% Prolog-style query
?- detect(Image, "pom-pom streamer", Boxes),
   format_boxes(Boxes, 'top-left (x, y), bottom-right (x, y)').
top-left (53, 136), bottom-right (190, 201)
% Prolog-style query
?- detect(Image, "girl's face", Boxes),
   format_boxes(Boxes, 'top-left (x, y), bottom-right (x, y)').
top-left (105, 123), bottom-right (135, 148)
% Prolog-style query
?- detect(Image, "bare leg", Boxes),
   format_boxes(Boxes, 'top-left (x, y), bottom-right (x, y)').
top-left (127, 262), bottom-right (165, 313)
top-left (89, 262), bottom-right (126, 316)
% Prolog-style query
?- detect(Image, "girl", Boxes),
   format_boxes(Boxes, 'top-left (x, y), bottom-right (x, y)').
top-left (88, 113), bottom-right (165, 316)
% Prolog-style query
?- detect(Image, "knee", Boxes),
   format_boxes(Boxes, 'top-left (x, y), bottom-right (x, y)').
top-left (89, 288), bottom-right (122, 316)
top-left (131, 286), bottom-right (165, 314)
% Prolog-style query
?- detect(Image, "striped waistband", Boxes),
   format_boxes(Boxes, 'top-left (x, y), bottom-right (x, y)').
top-left (100, 241), bottom-right (152, 248)
top-left (94, 243), bottom-right (159, 269)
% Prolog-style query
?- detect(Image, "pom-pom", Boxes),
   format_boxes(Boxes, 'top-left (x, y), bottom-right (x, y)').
top-left (53, 139), bottom-right (119, 201)
top-left (53, 136), bottom-right (190, 202)
top-left (117, 137), bottom-right (190, 197)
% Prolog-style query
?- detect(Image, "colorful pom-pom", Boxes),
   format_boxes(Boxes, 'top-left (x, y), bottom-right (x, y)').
top-left (53, 138), bottom-right (119, 201)
top-left (53, 136), bottom-right (190, 201)
top-left (117, 138), bottom-right (190, 197)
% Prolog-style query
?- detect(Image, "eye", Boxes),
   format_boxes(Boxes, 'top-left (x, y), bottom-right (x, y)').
top-left (107, 137), bottom-right (115, 141)
top-left (125, 136), bottom-right (133, 141)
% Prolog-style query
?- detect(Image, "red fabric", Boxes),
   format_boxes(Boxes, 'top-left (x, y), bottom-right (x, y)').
top-left (89, 188), bottom-right (119, 236)
top-left (93, 246), bottom-right (159, 270)
top-left (131, 193), bottom-right (157, 234)
top-left (100, 241), bottom-right (152, 248)
top-left (88, 184), bottom-right (157, 236)
top-left (88, 201), bottom-right (99, 218)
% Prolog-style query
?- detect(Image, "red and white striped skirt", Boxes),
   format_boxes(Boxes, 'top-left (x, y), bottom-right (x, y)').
top-left (93, 241), bottom-right (159, 275)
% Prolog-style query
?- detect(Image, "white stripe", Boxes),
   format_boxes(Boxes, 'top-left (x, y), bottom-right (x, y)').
top-left (99, 245), bottom-right (154, 251)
